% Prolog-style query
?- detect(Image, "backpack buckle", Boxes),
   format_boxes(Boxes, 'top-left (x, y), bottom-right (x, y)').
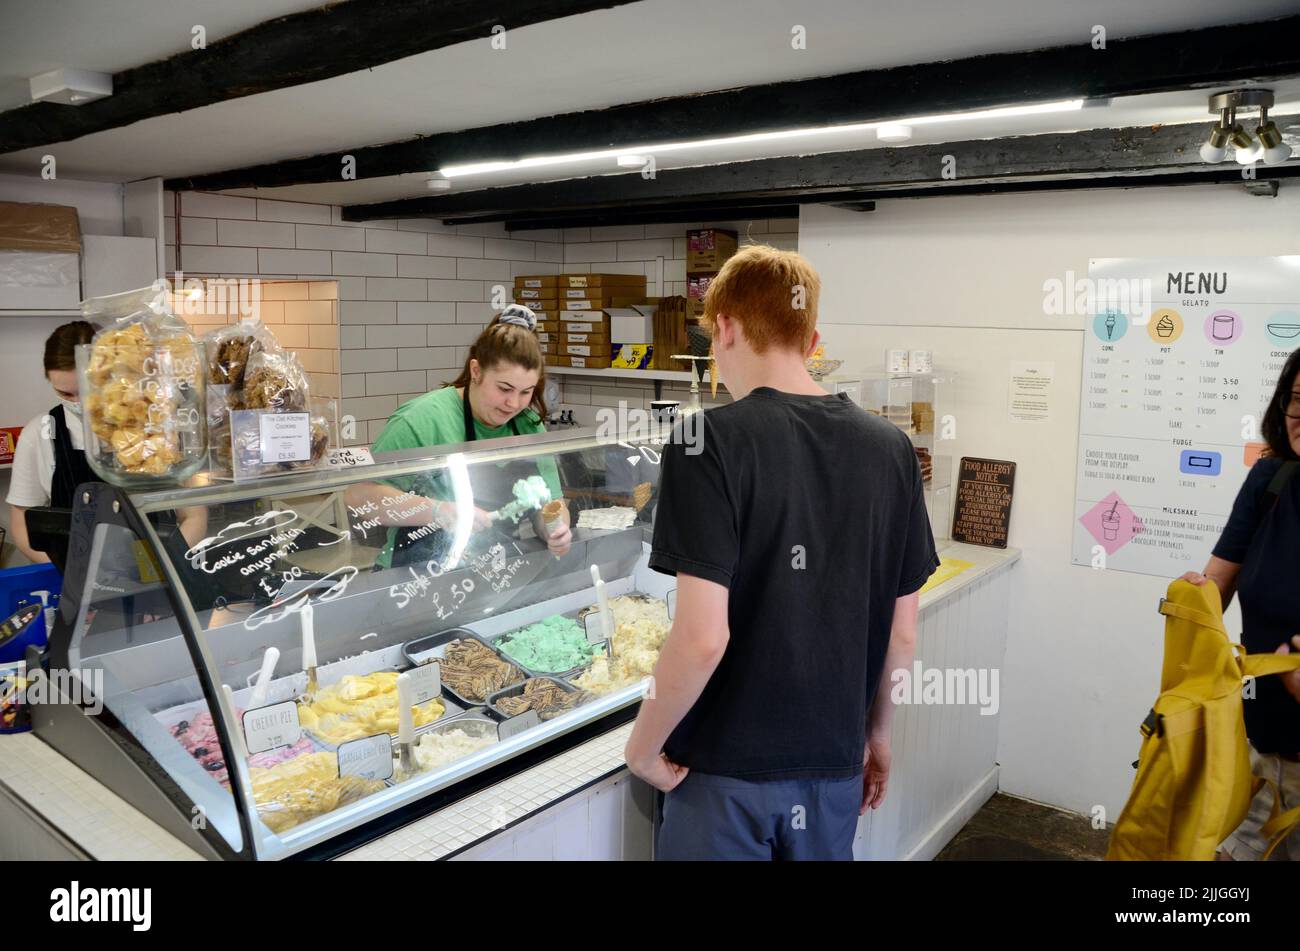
top-left (1140, 708), bottom-right (1165, 738)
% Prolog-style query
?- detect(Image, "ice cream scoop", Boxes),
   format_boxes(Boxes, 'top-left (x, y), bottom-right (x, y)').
top-left (490, 475), bottom-right (552, 524)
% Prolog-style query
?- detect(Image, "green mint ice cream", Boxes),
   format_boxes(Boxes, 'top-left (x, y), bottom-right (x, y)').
top-left (496, 615), bottom-right (596, 673)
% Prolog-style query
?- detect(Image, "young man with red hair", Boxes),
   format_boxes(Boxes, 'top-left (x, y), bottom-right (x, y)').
top-left (625, 244), bottom-right (938, 860)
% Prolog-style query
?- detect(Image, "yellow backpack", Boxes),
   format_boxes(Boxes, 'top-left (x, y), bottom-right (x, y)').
top-left (1107, 578), bottom-right (1300, 860)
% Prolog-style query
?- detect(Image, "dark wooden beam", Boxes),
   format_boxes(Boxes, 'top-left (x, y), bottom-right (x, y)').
top-left (455, 193), bottom-right (871, 227)
top-left (0, 0), bottom-right (643, 154)
top-left (345, 121), bottom-right (1275, 220)
top-left (500, 204), bottom-right (803, 231)
top-left (166, 15), bottom-right (1300, 191)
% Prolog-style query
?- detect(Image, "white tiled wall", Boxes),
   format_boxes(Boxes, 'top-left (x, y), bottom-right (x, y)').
top-left (164, 190), bottom-right (796, 444)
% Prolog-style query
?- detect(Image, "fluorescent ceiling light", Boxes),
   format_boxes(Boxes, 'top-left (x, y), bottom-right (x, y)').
top-left (876, 124), bottom-right (913, 142)
top-left (616, 154), bottom-right (649, 167)
top-left (439, 99), bottom-right (1086, 177)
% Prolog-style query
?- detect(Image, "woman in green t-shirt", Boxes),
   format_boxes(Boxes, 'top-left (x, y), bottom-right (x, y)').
top-left (348, 306), bottom-right (572, 569)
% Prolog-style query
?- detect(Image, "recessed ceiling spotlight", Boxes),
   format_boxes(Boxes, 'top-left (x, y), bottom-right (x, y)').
top-left (876, 124), bottom-right (913, 142)
top-left (617, 154), bottom-right (649, 168)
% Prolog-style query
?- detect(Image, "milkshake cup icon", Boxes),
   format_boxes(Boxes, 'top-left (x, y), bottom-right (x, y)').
top-left (1102, 501), bottom-right (1121, 541)
top-left (1212, 314), bottom-right (1235, 341)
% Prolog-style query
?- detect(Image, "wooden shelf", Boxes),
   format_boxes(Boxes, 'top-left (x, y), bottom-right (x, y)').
top-left (546, 365), bottom-right (710, 383)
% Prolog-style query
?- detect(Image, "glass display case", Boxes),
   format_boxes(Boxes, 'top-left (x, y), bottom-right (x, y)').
top-left (820, 372), bottom-right (954, 544)
top-left (30, 426), bottom-right (673, 860)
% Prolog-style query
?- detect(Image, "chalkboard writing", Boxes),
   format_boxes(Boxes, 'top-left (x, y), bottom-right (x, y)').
top-left (951, 457), bottom-right (1016, 549)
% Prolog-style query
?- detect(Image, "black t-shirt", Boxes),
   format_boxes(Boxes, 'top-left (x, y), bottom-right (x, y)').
top-left (1212, 457), bottom-right (1300, 754)
top-left (649, 387), bottom-right (940, 780)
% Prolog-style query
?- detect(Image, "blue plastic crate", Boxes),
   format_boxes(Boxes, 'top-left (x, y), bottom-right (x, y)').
top-left (0, 562), bottom-right (62, 618)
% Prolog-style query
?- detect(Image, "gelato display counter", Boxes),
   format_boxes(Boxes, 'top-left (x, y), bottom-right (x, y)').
top-left (8, 426), bottom-right (673, 860)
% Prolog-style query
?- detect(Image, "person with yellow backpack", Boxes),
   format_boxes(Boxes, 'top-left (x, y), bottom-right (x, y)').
top-left (1109, 350), bottom-right (1300, 861)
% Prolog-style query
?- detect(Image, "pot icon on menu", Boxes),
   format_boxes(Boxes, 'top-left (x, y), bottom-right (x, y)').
top-left (1102, 500), bottom-right (1121, 541)
top-left (1212, 313), bottom-right (1235, 341)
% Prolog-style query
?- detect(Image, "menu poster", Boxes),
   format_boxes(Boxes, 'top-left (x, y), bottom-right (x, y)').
top-left (951, 457), bottom-right (1016, 548)
top-left (1072, 257), bottom-right (1300, 577)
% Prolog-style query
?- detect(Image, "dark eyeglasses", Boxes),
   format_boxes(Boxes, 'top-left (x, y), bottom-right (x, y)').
top-left (1282, 391), bottom-right (1300, 419)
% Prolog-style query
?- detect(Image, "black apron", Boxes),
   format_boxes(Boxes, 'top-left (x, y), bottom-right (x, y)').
top-left (49, 404), bottom-right (95, 510)
top-left (388, 389), bottom-right (537, 569)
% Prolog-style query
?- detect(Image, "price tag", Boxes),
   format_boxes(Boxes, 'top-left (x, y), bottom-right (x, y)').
top-left (405, 661), bottom-right (441, 707)
top-left (259, 413), bottom-right (310, 463)
top-left (667, 588), bottom-right (677, 619)
top-left (584, 612), bottom-right (607, 645)
top-left (337, 733), bottom-right (394, 781)
top-left (327, 447), bottom-right (374, 468)
top-left (499, 709), bottom-right (541, 739)
top-left (242, 700), bottom-right (302, 754)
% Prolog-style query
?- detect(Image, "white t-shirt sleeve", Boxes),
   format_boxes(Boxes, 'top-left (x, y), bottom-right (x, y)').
top-left (5, 414), bottom-right (55, 508)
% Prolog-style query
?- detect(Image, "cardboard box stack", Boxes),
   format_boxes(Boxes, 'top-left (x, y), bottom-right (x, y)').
top-left (532, 273), bottom-right (647, 369)
top-left (685, 228), bottom-right (738, 319)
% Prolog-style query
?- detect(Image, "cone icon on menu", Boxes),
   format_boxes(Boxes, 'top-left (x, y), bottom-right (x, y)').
top-left (1105, 314), bottom-right (1117, 340)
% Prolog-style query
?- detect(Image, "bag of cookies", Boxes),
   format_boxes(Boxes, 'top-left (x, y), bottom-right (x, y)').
top-left (227, 349), bottom-right (332, 479)
top-left (202, 318), bottom-right (281, 473)
top-left (77, 286), bottom-right (207, 486)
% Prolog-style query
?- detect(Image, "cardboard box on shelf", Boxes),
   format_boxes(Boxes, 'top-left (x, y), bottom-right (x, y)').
top-left (652, 296), bottom-right (689, 372)
top-left (544, 355), bottom-right (560, 367)
top-left (514, 287), bottom-right (559, 301)
top-left (515, 299), bottom-right (559, 313)
top-left (686, 274), bottom-right (715, 300)
top-left (515, 275), bottom-right (560, 288)
top-left (563, 343), bottom-right (606, 357)
top-left (537, 320), bottom-right (561, 333)
top-left (607, 304), bottom-right (657, 345)
top-left (552, 354), bottom-right (613, 369)
top-left (687, 229), bottom-right (738, 271)
top-left (559, 332), bottom-right (610, 346)
top-left (561, 273), bottom-right (647, 289)
top-left (560, 310), bottom-right (611, 324)
top-left (559, 294), bottom-right (643, 309)
top-left (611, 344), bottom-right (653, 370)
top-left (554, 319), bottom-right (604, 333)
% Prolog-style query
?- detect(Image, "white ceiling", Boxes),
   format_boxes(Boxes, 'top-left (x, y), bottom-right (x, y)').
top-left (0, 0), bottom-right (329, 111)
top-left (0, 0), bottom-right (1296, 201)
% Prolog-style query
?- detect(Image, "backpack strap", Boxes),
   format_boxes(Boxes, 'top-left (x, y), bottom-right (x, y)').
top-left (1158, 598), bottom-right (1225, 632)
top-left (1258, 775), bottom-right (1300, 861)
top-left (1240, 653), bottom-right (1300, 678)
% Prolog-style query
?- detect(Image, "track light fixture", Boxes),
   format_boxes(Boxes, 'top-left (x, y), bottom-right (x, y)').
top-left (1202, 89), bottom-right (1292, 167)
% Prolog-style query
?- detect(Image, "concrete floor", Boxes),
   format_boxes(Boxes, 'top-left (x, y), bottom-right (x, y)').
top-left (936, 793), bottom-right (1110, 860)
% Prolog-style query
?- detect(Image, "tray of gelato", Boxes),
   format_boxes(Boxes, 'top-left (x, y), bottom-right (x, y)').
top-left (164, 705), bottom-right (316, 788)
top-left (403, 629), bottom-right (526, 707)
top-left (571, 594), bottom-right (671, 695)
top-left (395, 713), bottom-right (500, 779)
top-left (296, 670), bottom-right (454, 748)
top-left (250, 751), bottom-right (385, 835)
top-left (488, 676), bottom-right (587, 722)
top-left (491, 614), bottom-right (601, 679)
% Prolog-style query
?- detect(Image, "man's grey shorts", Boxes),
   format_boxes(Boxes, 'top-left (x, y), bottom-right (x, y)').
top-left (656, 769), bottom-right (863, 861)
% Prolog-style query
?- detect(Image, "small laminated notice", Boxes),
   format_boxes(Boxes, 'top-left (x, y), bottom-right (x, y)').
top-left (259, 412), bottom-right (310, 463)
top-left (326, 447), bottom-right (374, 468)
top-left (243, 701), bottom-right (302, 754)
top-left (405, 661), bottom-right (442, 707)
top-left (338, 733), bottom-right (394, 781)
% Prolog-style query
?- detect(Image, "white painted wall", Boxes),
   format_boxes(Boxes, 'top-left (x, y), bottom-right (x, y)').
top-left (799, 184), bottom-right (1300, 820)
top-left (0, 173), bottom-right (127, 565)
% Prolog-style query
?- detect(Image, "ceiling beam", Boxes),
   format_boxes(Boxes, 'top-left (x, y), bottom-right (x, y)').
top-left (0, 0), bottom-right (643, 154)
top-left (165, 15), bottom-right (1300, 192)
top-left (341, 120), bottom-right (1298, 221)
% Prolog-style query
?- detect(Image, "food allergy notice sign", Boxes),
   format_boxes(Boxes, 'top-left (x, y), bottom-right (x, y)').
top-left (1072, 257), bottom-right (1300, 577)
